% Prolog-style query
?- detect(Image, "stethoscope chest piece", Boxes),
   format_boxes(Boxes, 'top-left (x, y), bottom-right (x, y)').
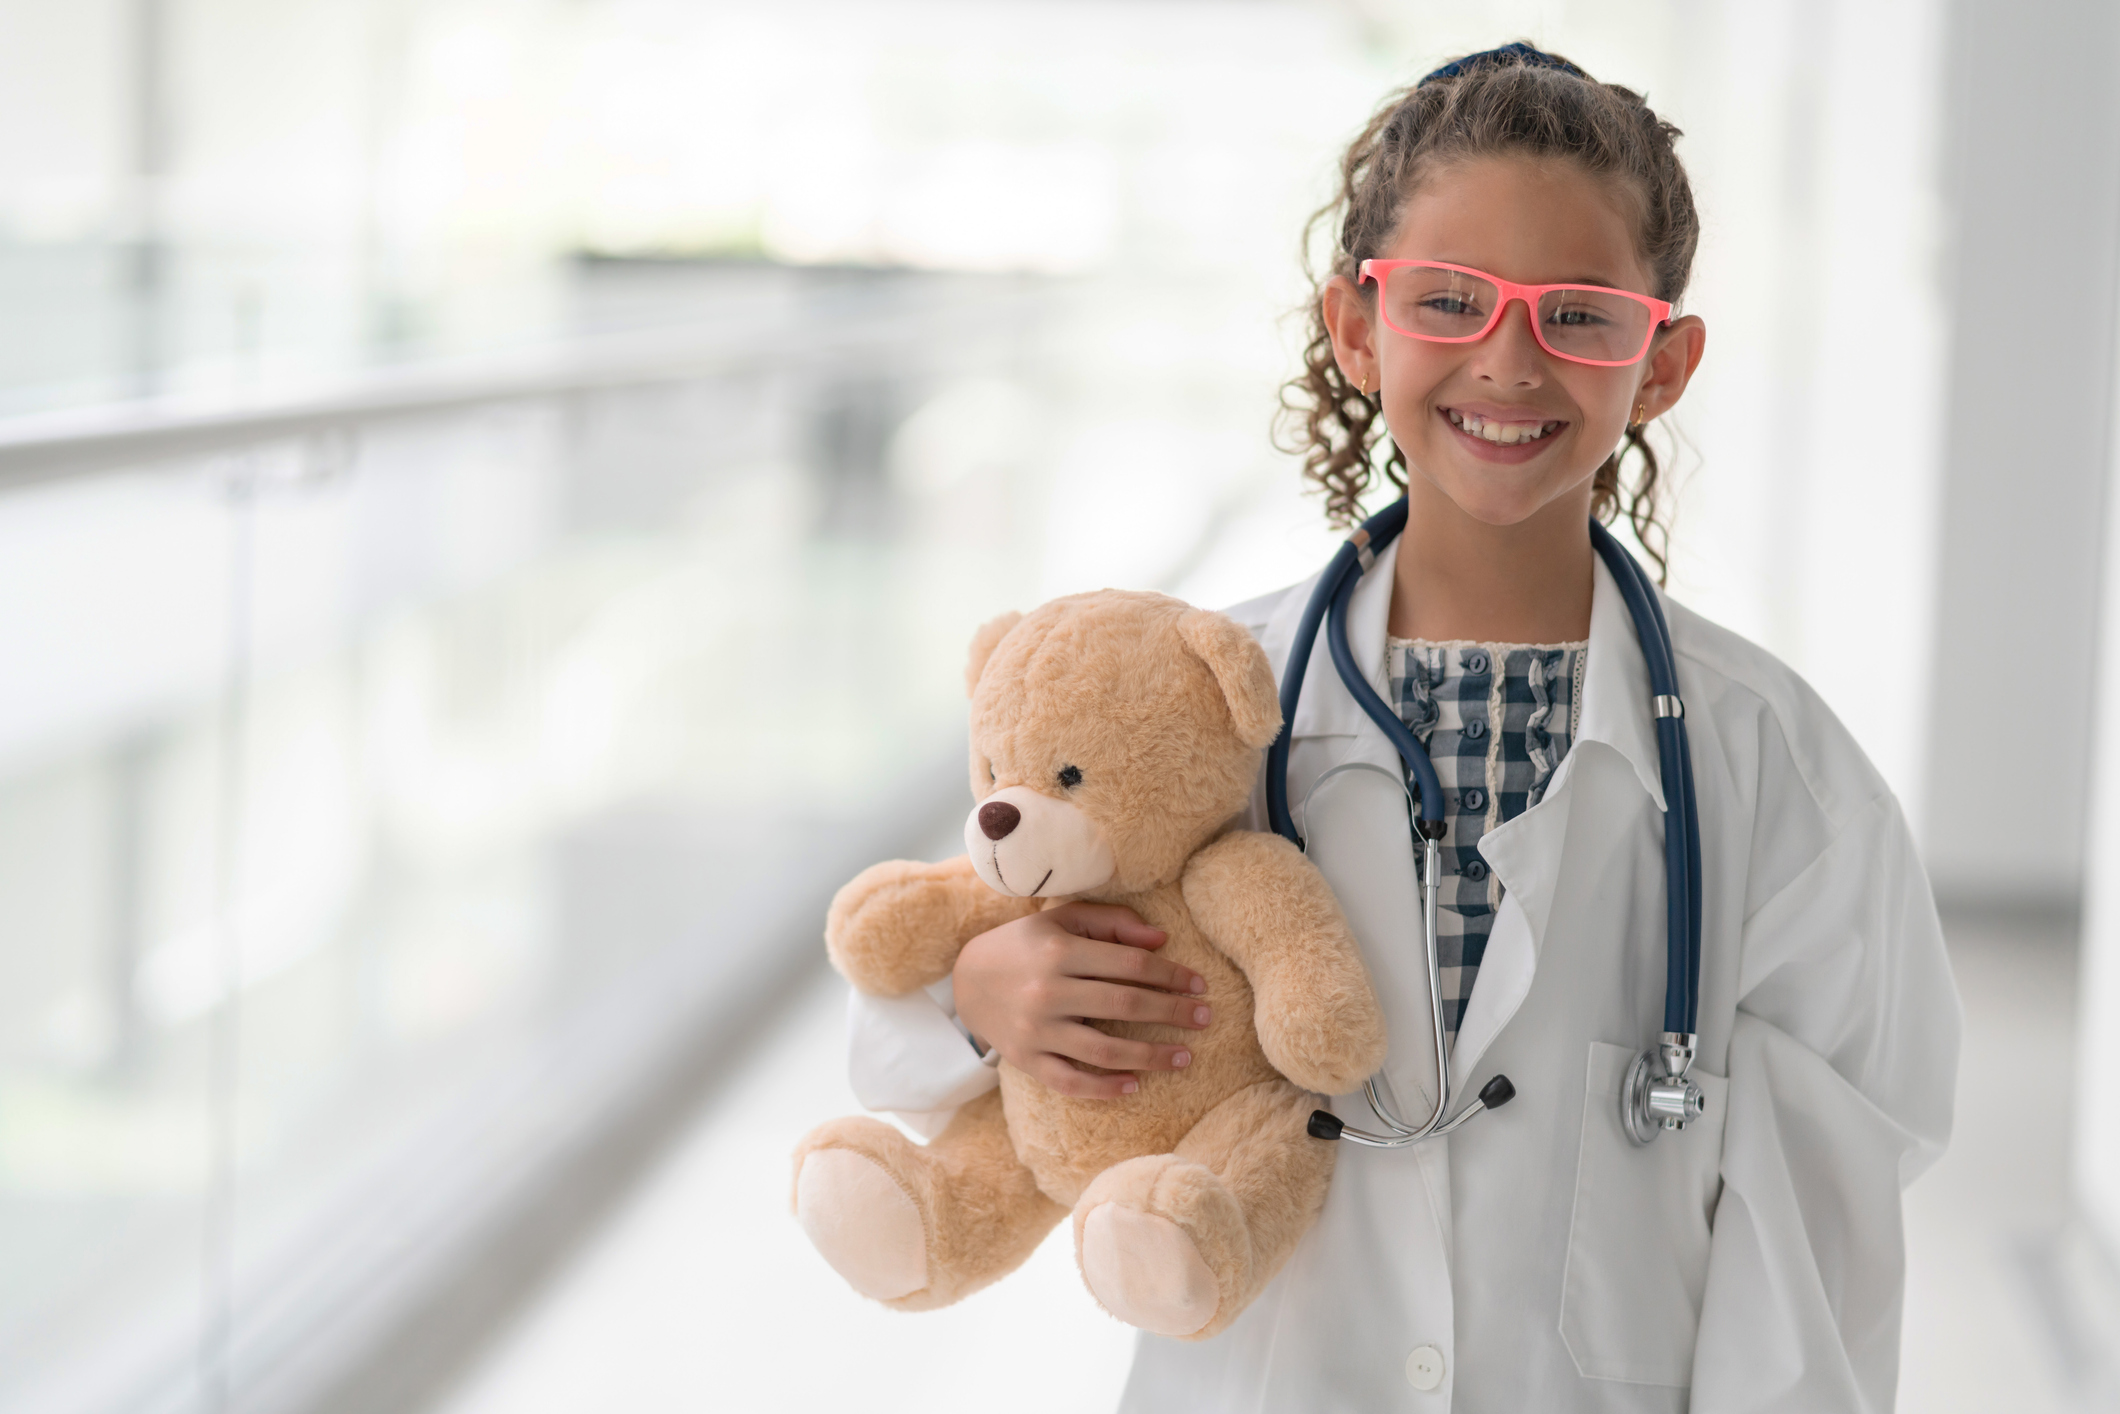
top-left (1620, 1031), bottom-right (1708, 1145)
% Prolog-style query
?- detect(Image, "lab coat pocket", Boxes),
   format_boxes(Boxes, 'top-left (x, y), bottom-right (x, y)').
top-left (1559, 1041), bottom-right (1729, 1387)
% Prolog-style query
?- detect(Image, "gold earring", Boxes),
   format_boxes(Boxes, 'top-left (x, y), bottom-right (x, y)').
top-left (1358, 372), bottom-right (1369, 397)
top-left (1630, 401), bottom-right (1647, 431)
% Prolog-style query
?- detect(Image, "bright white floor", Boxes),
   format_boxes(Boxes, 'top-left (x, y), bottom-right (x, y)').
top-left (438, 917), bottom-right (2088, 1414)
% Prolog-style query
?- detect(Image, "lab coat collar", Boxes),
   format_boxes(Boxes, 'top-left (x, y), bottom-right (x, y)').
top-left (1574, 551), bottom-right (1667, 813)
top-left (1263, 530), bottom-right (1669, 817)
top-left (1259, 542), bottom-right (1399, 742)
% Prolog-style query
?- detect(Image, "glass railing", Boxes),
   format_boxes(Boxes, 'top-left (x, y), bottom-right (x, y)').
top-left (0, 257), bottom-right (1334, 1414)
top-left (0, 265), bottom-right (983, 1412)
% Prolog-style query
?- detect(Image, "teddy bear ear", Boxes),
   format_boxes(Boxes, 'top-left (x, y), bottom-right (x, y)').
top-left (964, 611), bottom-right (1024, 697)
top-left (1177, 608), bottom-right (1283, 749)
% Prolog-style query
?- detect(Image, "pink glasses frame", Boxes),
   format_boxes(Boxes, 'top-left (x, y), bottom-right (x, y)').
top-left (1358, 258), bottom-right (1675, 368)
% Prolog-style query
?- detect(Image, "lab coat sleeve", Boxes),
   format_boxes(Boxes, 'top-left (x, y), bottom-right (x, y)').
top-left (844, 975), bottom-right (1000, 1139)
top-left (1691, 792), bottom-right (1962, 1412)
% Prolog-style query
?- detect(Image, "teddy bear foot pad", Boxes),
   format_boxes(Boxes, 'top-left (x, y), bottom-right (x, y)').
top-left (1079, 1202), bottom-right (1220, 1336)
top-left (795, 1149), bottom-right (928, 1301)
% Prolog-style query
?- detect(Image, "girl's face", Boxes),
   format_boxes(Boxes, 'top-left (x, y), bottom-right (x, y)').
top-left (1322, 155), bottom-right (1706, 530)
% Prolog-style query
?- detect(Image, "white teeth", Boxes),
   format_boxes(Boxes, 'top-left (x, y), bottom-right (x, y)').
top-left (1446, 409), bottom-right (1559, 446)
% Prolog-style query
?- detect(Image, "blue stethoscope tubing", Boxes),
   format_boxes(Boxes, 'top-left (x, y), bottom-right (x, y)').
top-left (1270, 496), bottom-right (1705, 1148)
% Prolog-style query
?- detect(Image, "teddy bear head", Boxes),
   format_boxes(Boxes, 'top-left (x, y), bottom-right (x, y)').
top-left (960, 590), bottom-right (1281, 899)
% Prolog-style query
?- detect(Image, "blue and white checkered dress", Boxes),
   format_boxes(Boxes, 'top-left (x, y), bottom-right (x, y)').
top-left (1387, 638), bottom-right (1587, 1049)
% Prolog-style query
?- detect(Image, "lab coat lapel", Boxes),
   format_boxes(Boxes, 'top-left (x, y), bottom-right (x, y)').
top-left (1449, 554), bottom-right (1663, 1087)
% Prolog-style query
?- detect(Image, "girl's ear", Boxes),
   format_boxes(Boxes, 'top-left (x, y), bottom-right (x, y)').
top-left (964, 611), bottom-right (1023, 697)
top-left (1320, 274), bottom-right (1379, 392)
top-left (1177, 609), bottom-right (1282, 748)
top-left (1638, 314), bottom-right (1707, 420)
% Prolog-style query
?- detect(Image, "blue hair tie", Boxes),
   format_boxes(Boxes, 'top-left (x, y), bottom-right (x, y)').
top-left (1420, 42), bottom-right (1587, 85)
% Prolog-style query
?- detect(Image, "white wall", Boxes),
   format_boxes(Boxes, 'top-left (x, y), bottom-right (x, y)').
top-left (2075, 25), bottom-right (2120, 1262)
top-left (2082, 455), bottom-right (2120, 1279)
top-left (1921, 0), bottom-right (2120, 907)
top-left (1658, 0), bottom-right (1948, 825)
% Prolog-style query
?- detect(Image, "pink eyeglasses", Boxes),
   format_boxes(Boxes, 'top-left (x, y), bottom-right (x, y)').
top-left (1358, 259), bottom-right (1674, 368)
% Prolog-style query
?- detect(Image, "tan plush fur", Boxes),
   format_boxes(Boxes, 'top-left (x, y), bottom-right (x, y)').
top-left (827, 855), bottom-right (1043, 997)
top-left (792, 590), bottom-right (1386, 1339)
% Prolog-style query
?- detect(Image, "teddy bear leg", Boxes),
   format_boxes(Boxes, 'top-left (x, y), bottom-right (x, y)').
top-left (791, 1089), bottom-right (1063, 1311)
top-left (1072, 1079), bottom-right (1333, 1340)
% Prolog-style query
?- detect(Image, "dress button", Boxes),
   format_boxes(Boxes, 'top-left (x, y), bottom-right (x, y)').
top-left (1406, 1344), bottom-right (1445, 1391)
top-left (1461, 787), bottom-right (1486, 811)
top-left (1463, 719), bottom-right (1486, 740)
top-left (1462, 859), bottom-right (1488, 882)
top-left (1464, 651), bottom-right (1489, 674)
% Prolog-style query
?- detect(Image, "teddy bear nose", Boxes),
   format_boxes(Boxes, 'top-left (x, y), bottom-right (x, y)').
top-left (978, 801), bottom-right (1021, 841)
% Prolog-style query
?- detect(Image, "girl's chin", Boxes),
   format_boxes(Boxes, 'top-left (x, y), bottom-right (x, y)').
top-left (1416, 464), bottom-right (1583, 528)
top-left (1443, 496), bottom-right (1553, 529)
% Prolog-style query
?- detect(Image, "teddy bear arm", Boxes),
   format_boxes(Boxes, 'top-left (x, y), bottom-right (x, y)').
top-left (1181, 832), bottom-right (1388, 1096)
top-left (826, 855), bottom-right (1041, 996)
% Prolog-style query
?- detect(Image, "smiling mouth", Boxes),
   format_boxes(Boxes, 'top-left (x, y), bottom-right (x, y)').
top-left (1444, 408), bottom-right (1565, 446)
top-left (990, 848), bottom-right (1054, 898)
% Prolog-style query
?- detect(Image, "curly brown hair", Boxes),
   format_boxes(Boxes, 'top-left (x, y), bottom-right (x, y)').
top-left (1275, 45), bottom-right (1700, 580)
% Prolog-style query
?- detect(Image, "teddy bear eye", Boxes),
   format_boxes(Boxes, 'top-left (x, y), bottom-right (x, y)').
top-left (985, 760), bottom-right (997, 783)
top-left (1057, 764), bottom-right (1083, 789)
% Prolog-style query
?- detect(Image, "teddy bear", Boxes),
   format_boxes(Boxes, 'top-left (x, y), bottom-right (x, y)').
top-left (789, 589), bottom-right (1386, 1340)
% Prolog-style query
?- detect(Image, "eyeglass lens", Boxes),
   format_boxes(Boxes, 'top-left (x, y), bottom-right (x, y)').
top-left (1381, 264), bottom-right (1653, 364)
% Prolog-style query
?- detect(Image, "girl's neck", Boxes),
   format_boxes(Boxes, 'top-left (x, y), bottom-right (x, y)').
top-left (1387, 476), bottom-right (1595, 643)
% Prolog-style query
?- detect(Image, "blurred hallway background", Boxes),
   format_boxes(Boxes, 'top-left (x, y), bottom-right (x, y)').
top-left (0, 2), bottom-right (2116, 1412)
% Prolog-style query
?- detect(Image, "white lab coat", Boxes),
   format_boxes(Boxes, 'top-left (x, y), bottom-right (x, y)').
top-left (845, 548), bottom-right (1961, 1413)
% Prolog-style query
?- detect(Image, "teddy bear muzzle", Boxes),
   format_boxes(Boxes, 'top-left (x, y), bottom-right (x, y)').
top-left (964, 785), bottom-right (1116, 898)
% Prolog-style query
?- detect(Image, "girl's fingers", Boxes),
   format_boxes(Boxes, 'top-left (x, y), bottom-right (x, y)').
top-left (1047, 901), bottom-right (1168, 949)
top-left (1063, 937), bottom-right (1205, 996)
top-left (1026, 1052), bottom-right (1138, 1098)
top-left (1054, 977), bottom-right (1212, 1029)
top-left (959, 903), bottom-right (1206, 1102)
top-left (1046, 1022), bottom-right (1194, 1075)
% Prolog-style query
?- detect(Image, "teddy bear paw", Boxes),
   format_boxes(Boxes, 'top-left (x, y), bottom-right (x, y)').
top-left (795, 1149), bottom-right (928, 1301)
top-left (1078, 1201), bottom-right (1219, 1336)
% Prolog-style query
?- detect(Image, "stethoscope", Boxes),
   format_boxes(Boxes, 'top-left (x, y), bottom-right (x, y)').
top-left (1266, 496), bottom-right (1706, 1149)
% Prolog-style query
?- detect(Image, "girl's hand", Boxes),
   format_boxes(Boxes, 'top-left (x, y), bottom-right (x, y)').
top-left (952, 902), bottom-right (1212, 1098)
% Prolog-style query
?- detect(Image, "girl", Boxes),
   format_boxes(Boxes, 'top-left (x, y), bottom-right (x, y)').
top-left (847, 45), bottom-right (1960, 1412)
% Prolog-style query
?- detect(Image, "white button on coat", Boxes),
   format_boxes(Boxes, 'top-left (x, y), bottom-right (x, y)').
top-left (1405, 1345), bottom-right (1444, 1391)
top-left (843, 550), bottom-right (1963, 1411)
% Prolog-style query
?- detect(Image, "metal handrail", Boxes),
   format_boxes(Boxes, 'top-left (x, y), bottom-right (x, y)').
top-left (0, 290), bottom-right (1036, 490)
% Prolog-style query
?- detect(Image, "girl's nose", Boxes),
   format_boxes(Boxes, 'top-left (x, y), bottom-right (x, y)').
top-left (1469, 298), bottom-right (1546, 384)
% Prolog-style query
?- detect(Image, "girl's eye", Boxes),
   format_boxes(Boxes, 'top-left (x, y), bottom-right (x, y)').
top-left (1548, 303), bottom-right (1610, 328)
top-left (1057, 764), bottom-right (1083, 789)
top-left (1420, 294), bottom-right (1483, 318)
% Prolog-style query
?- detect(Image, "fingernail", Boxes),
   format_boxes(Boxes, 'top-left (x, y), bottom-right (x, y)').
top-left (1189, 974), bottom-right (1206, 993)
top-left (1193, 1006), bottom-right (1211, 1025)
top-left (1172, 1050), bottom-right (1191, 1069)
top-left (1121, 1079), bottom-right (1139, 1093)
